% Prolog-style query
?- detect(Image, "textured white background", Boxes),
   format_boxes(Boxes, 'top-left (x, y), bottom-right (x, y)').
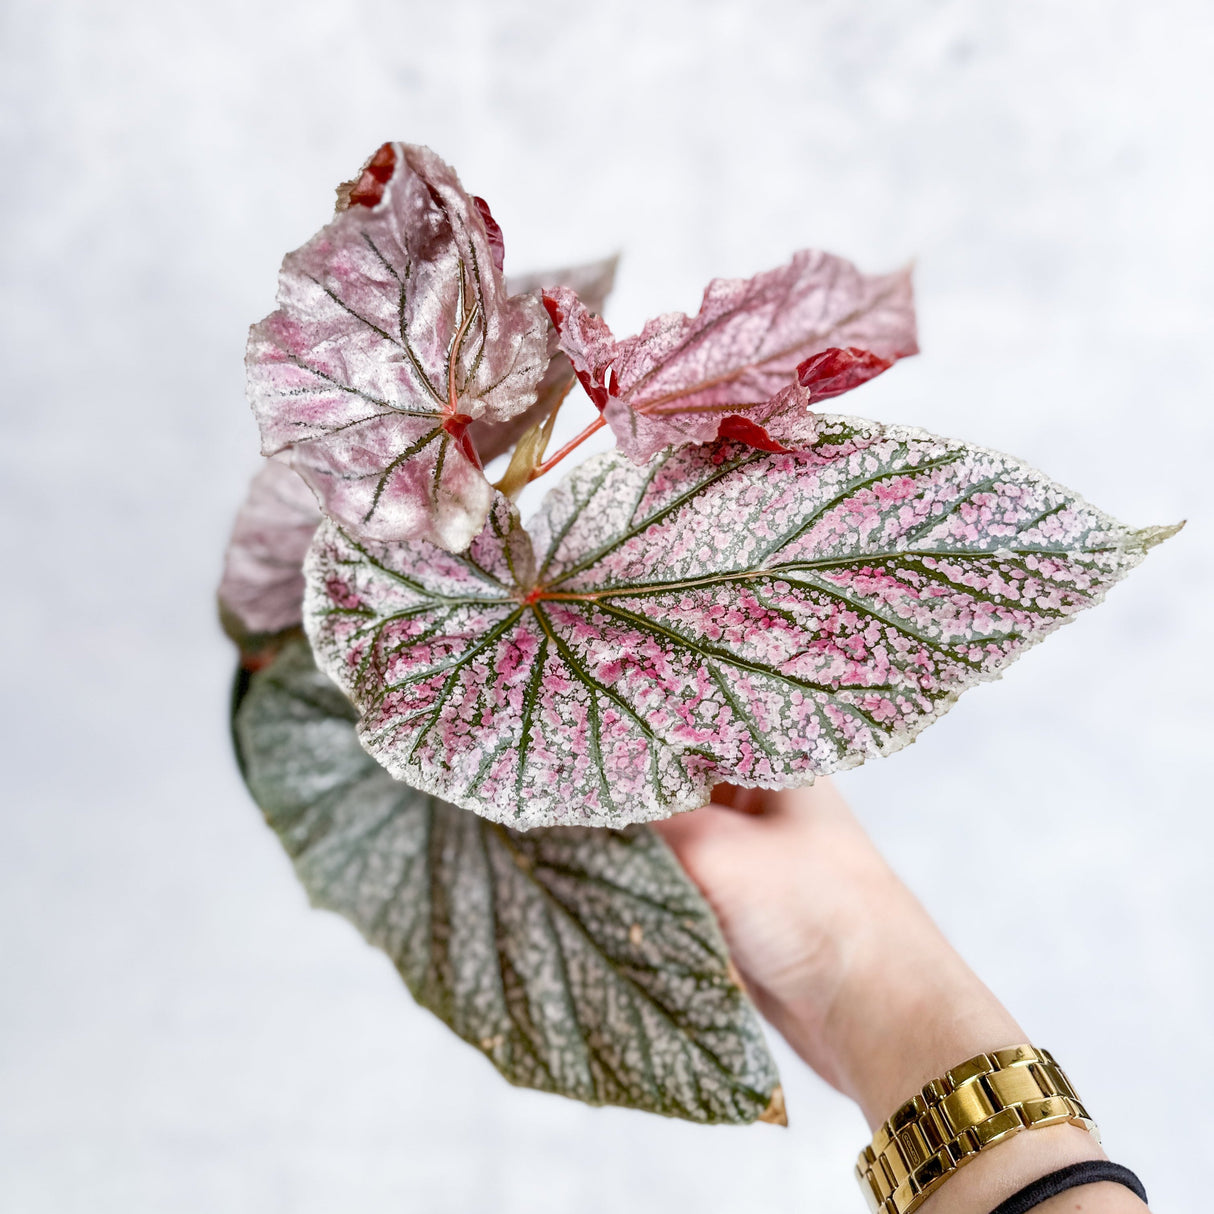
top-left (2, 1), bottom-right (1211, 1210)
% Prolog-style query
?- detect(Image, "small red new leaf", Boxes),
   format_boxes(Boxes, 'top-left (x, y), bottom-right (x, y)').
top-left (796, 346), bottom-right (894, 401)
top-left (547, 250), bottom-right (917, 463)
top-left (341, 142), bottom-right (397, 209)
top-left (715, 414), bottom-right (793, 453)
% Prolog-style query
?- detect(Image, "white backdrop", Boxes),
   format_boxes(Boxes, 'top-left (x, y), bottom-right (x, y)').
top-left (2, 1), bottom-right (1211, 1211)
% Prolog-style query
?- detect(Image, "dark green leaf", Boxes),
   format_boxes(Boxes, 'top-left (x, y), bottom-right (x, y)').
top-left (233, 638), bottom-right (783, 1124)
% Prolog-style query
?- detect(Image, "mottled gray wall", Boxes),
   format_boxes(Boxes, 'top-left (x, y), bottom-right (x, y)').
top-left (1, 1), bottom-right (1210, 1211)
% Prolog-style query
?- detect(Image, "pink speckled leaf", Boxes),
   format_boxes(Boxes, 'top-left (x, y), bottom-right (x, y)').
top-left (247, 142), bottom-right (550, 552)
top-left (544, 250), bottom-right (917, 463)
top-left (469, 256), bottom-right (619, 465)
top-left (304, 415), bottom-right (1173, 829)
top-left (218, 459), bottom-right (322, 643)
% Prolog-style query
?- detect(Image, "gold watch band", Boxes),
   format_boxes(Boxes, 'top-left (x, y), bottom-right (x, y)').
top-left (855, 1045), bottom-right (1099, 1214)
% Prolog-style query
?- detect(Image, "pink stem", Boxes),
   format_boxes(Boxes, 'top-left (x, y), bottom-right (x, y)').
top-left (529, 415), bottom-right (607, 481)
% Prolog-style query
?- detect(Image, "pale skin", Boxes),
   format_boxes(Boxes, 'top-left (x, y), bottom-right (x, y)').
top-left (653, 781), bottom-right (1150, 1214)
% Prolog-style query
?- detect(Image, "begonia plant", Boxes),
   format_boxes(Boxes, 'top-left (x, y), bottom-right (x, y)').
top-left (222, 142), bottom-right (1177, 1125)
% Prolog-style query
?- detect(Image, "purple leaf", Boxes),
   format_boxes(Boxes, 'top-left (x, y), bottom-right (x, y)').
top-left (218, 459), bottom-right (321, 642)
top-left (469, 256), bottom-right (619, 464)
top-left (304, 415), bottom-right (1174, 830)
top-left (247, 142), bottom-right (551, 552)
top-left (545, 250), bottom-right (917, 463)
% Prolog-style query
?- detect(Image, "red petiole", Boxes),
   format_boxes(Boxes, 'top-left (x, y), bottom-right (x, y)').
top-left (528, 415), bottom-right (606, 482)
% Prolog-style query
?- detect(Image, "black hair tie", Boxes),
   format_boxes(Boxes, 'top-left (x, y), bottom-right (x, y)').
top-left (989, 1161), bottom-right (1147, 1214)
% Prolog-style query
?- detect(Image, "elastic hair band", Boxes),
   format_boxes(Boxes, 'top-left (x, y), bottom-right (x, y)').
top-left (989, 1161), bottom-right (1147, 1214)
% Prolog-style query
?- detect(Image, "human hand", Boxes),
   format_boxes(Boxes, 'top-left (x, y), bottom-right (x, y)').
top-left (654, 778), bottom-right (1021, 1122)
top-left (654, 781), bottom-right (1142, 1213)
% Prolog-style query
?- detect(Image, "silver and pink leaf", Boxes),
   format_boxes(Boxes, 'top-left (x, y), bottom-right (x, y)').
top-left (304, 415), bottom-right (1173, 829)
top-left (545, 250), bottom-right (917, 462)
top-left (247, 142), bottom-right (550, 552)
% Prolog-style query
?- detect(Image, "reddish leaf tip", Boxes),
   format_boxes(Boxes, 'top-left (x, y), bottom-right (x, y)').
top-left (716, 415), bottom-right (793, 453)
top-left (541, 289), bottom-right (565, 328)
top-left (544, 289), bottom-right (610, 410)
top-left (443, 413), bottom-right (482, 468)
top-left (341, 142), bottom-right (398, 210)
top-left (471, 196), bottom-right (505, 273)
top-left (796, 346), bottom-right (894, 401)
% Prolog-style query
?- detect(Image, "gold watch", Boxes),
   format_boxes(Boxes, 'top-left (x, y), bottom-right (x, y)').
top-left (855, 1045), bottom-right (1099, 1214)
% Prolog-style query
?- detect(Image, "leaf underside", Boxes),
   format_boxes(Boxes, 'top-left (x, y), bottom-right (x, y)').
top-left (234, 639), bottom-right (781, 1124)
top-left (218, 459), bottom-right (321, 644)
top-left (305, 414), bottom-right (1165, 830)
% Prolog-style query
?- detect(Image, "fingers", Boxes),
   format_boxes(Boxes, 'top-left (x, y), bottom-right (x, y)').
top-left (651, 800), bottom-right (739, 854)
top-left (781, 777), bottom-right (852, 822)
top-left (653, 778), bottom-right (862, 875)
top-left (709, 782), bottom-right (769, 814)
top-left (653, 783), bottom-right (785, 861)
top-left (709, 777), bottom-right (850, 823)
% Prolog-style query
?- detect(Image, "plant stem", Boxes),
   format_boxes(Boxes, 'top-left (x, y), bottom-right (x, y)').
top-left (528, 415), bottom-right (606, 482)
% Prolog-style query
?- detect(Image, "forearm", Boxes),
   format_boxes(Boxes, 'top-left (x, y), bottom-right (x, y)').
top-left (777, 852), bottom-right (1147, 1213)
top-left (655, 783), bottom-right (1150, 1213)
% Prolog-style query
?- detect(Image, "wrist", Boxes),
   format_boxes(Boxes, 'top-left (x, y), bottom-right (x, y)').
top-left (778, 851), bottom-right (1021, 1127)
top-left (794, 871), bottom-right (1128, 1212)
top-left (827, 936), bottom-right (1023, 1130)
